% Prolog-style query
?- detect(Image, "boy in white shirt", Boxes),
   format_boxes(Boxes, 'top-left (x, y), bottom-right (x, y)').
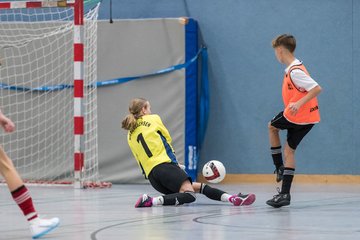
top-left (267, 34), bottom-right (322, 208)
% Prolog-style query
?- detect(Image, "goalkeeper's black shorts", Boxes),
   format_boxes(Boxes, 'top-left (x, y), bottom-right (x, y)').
top-left (148, 162), bottom-right (192, 194)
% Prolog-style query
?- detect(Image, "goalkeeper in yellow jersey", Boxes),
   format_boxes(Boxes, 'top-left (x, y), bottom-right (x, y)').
top-left (122, 98), bottom-right (256, 207)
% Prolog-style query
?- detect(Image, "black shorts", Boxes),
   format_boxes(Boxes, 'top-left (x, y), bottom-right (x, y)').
top-left (148, 162), bottom-right (192, 195)
top-left (270, 111), bottom-right (314, 150)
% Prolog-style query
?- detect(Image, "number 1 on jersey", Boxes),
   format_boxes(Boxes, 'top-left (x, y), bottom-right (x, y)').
top-left (137, 133), bottom-right (153, 158)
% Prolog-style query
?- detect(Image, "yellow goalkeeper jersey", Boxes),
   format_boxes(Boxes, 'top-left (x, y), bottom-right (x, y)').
top-left (127, 114), bottom-right (177, 178)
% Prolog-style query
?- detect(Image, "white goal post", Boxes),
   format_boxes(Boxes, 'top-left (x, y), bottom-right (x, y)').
top-left (0, 0), bottom-right (109, 188)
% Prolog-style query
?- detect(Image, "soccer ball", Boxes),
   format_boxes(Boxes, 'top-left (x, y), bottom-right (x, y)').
top-left (202, 160), bottom-right (226, 183)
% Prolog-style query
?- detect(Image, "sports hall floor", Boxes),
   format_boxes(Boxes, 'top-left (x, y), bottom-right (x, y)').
top-left (1, 183), bottom-right (359, 240)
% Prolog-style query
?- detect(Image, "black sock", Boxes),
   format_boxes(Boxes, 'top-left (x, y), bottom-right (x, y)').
top-left (163, 192), bottom-right (196, 206)
top-left (271, 146), bottom-right (283, 170)
top-left (200, 183), bottom-right (226, 201)
top-left (281, 168), bottom-right (295, 194)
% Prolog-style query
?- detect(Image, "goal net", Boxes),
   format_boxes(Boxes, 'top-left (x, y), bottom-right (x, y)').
top-left (0, 1), bottom-right (106, 188)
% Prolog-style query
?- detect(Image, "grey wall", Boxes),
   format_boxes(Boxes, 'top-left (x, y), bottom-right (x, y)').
top-left (97, 20), bottom-right (186, 183)
top-left (96, 0), bottom-right (360, 175)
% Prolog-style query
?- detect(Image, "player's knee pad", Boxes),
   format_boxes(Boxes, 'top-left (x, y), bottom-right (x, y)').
top-left (181, 191), bottom-right (196, 204)
top-left (163, 191), bottom-right (196, 206)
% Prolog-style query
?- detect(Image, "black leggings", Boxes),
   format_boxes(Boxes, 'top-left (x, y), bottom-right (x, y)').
top-left (148, 162), bottom-right (192, 194)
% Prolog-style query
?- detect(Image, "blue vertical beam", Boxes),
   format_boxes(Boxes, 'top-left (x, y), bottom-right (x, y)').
top-left (184, 18), bottom-right (198, 180)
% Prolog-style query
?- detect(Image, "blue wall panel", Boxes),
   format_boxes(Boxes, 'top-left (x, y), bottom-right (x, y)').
top-left (98, 0), bottom-right (360, 175)
top-left (353, 0), bottom-right (360, 174)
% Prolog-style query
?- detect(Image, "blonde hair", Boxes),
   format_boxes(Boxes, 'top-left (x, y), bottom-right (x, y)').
top-left (272, 34), bottom-right (296, 53)
top-left (121, 98), bottom-right (148, 131)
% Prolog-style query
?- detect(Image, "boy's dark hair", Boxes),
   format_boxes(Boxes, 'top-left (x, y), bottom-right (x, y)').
top-left (272, 34), bottom-right (296, 53)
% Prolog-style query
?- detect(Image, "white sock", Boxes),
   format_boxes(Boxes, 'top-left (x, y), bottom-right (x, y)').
top-left (152, 196), bottom-right (164, 206)
top-left (220, 193), bottom-right (232, 202)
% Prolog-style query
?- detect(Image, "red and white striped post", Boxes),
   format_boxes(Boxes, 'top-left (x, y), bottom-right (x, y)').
top-left (73, 0), bottom-right (85, 189)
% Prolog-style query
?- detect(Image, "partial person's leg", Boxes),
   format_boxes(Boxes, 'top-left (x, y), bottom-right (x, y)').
top-left (162, 180), bottom-right (196, 205)
top-left (0, 146), bottom-right (59, 239)
top-left (281, 143), bottom-right (296, 194)
top-left (136, 163), bottom-right (196, 207)
top-left (269, 116), bottom-right (285, 182)
top-left (283, 142), bottom-right (296, 168)
top-left (280, 124), bottom-right (314, 197)
top-left (0, 146), bottom-right (38, 220)
top-left (192, 182), bottom-right (255, 206)
top-left (268, 122), bottom-right (281, 148)
top-left (267, 124), bottom-right (313, 208)
top-left (136, 163), bottom-right (256, 207)
top-left (135, 180), bottom-right (196, 207)
top-left (0, 146), bottom-right (23, 190)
